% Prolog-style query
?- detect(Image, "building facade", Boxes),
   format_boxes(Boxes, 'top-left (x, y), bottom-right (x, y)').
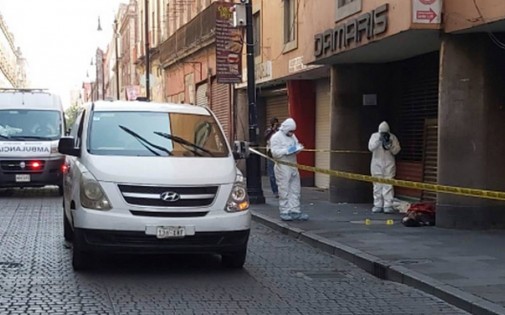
top-left (299, 0), bottom-right (505, 229)
top-left (0, 15), bottom-right (27, 88)
top-left (96, 0), bottom-right (505, 229)
top-left (158, 0), bottom-right (236, 141)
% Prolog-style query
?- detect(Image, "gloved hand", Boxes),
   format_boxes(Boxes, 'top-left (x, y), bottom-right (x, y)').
top-left (287, 144), bottom-right (298, 155)
top-left (380, 132), bottom-right (390, 143)
top-left (380, 132), bottom-right (392, 150)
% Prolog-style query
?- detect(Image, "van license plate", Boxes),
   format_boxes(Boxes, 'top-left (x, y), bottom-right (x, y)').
top-left (15, 174), bottom-right (30, 182)
top-left (156, 226), bottom-right (185, 239)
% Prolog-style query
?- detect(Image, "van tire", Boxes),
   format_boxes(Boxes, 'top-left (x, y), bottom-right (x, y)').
top-left (72, 231), bottom-right (91, 271)
top-left (221, 247), bottom-right (247, 269)
top-left (63, 210), bottom-right (73, 242)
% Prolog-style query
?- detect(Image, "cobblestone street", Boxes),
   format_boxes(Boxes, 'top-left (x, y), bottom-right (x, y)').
top-left (0, 189), bottom-right (468, 314)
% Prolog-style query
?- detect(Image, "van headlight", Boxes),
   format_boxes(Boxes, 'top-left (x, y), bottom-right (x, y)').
top-left (225, 172), bottom-right (250, 212)
top-left (80, 172), bottom-right (112, 210)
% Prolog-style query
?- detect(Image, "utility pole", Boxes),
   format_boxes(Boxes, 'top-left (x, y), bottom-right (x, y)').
top-left (244, 0), bottom-right (265, 204)
top-left (145, 0), bottom-right (151, 100)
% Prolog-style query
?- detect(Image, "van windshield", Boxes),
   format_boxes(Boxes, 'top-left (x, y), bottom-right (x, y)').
top-left (88, 111), bottom-right (229, 157)
top-left (0, 110), bottom-right (62, 141)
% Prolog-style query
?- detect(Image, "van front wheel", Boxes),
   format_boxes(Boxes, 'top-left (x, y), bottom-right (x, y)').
top-left (72, 231), bottom-right (92, 271)
top-left (63, 211), bottom-right (72, 241)
top-left (221, 247), bottom-right (247, 269)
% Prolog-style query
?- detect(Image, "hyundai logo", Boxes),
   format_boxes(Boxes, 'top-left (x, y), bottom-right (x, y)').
top-left (19, 162), bottom-right (26, 169)
top-left (160, 191), bottom-right (180, 202)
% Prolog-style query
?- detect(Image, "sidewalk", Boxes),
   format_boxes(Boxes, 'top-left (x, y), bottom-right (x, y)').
top-left (251, 183), bottom-right (505, 315)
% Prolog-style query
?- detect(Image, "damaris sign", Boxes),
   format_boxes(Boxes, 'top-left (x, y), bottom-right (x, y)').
top-left (314, 4), bottom-right (389, 59)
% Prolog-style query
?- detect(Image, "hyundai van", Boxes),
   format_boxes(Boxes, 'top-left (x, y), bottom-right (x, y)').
top-left (58, 100), bottom-right (250, 270)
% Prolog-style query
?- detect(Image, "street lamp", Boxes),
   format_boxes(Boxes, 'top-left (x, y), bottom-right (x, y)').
top-left (114, 18), bottom-right (120, 100)
top-left (91, 53), bottom-right (105, 101)
top-left (96, 16), bottom-right (107, 100)
top-left (144, 0), bottom-right (151, 100)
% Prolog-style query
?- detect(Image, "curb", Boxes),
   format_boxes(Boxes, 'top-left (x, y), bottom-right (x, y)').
top-left (252, 212), bottom-right (505, 315)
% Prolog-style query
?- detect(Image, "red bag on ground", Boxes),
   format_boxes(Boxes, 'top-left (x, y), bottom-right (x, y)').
top-left (402, 202), bottom-right (436, 227)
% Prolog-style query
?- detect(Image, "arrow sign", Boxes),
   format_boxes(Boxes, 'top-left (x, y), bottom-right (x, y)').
top-left (413, 0), bottom-right (441, 24)
top-left (416, 8), bottom-right (437, 22)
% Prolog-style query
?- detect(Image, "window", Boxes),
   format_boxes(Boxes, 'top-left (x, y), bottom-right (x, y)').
top-left (253, 12), bottom-right (261, 57)
top-left (338, 0), bottom-right (355, 6)
top-left (186, 1), bottom-right (192, 24)
top-left (88, 111), bottom-right (229, 157)
top-left (72, 110), bottom-right (85, 147)
top-left (283, 0), bottom-right (297, 52)
top-left (336, 0), bottom-right (362, 22)
top-left (0, 110), bottom-right (62, 140)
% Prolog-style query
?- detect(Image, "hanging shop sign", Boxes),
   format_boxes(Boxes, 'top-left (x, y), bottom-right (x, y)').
top-left (314, 4), bottom-right (388, 60)
top-left (215, 2), bottom-right (243, 84)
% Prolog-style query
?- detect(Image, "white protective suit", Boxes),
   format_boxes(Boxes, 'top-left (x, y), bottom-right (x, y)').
top-left (269, 118), bottom-right (302, 216)
top-left (368, 121), bottom-right (401, 210)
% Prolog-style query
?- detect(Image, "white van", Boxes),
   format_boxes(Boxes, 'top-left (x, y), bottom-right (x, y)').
top-left (58, 100), bottom-right (251, 270)
top-left (0, 89), bottom-right (66, 194)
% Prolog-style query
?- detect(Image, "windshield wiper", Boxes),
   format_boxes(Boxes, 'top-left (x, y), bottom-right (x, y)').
top-left (118, 125), bottom-right (173, 156)
top-left (153, 131), bottom-right (214, 157)
top-left (0, 134), bottom-right (9, 139)
top-left (9, 135), bottom-right (50, 140)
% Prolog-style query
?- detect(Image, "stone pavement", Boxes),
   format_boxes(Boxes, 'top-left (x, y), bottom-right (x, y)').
top-left (0, 188), bottom-right (468, 315)
top-left (252, 184), bottom-right (505, 315)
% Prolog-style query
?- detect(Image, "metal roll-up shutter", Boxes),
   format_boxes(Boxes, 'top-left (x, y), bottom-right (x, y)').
top-left (395, 52), bottom-right (439, 200)
top-left (421, 118), bottom-right (438, 201)
top-left (315, 79), bottom-right (331, 189)
top-left (211, 80), bottom-right (231, 140)
top-left (196, 83), bottom-right (208, 106)
top-left (266, 94), bottom-right (289, 126)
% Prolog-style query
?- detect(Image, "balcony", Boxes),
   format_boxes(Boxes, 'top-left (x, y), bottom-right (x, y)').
top-left (159, 2), bottom-right (217, 66)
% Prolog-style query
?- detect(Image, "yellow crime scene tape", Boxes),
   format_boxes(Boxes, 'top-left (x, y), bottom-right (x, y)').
top-left (254, 146), bottom-right (370, 154)
top-left (249, 148), bottom-right (505, 202)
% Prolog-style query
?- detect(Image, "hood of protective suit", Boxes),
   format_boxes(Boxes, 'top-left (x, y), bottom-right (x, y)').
top-left (279, 118), bottom-right (297, 135)
top-left (378, 121), bottom-right (390, 133)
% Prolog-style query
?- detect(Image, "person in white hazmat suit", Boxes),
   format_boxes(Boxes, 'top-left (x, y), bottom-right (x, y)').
top-left (368, 121), bottom-right (401, 213)
top-left (269, 118), bottom-right (309, 221)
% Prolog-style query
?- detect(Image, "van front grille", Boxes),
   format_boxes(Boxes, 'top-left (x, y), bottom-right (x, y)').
top-left (118, 184), bottom-right (218, 208)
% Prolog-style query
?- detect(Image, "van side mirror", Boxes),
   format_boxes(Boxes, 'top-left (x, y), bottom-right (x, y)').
top-left (233, 141), bottom-right (250, 160)
top-left (58, 137), bottom-right (80, 157)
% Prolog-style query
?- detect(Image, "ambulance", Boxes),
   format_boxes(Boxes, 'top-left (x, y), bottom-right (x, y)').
top-left (0, 88), bottom-right (66, 195)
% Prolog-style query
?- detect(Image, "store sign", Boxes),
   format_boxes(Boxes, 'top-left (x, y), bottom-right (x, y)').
top-left (216, 3), bottom-right (243, 84)
top-left (256, 61), bottom-right (272, 82)
top-left (314, 4), bottom-right (388, 60)
top-left (288, 56), bottom-right (321, 74)
top-left (412, 0), bottom-right (441, 24)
